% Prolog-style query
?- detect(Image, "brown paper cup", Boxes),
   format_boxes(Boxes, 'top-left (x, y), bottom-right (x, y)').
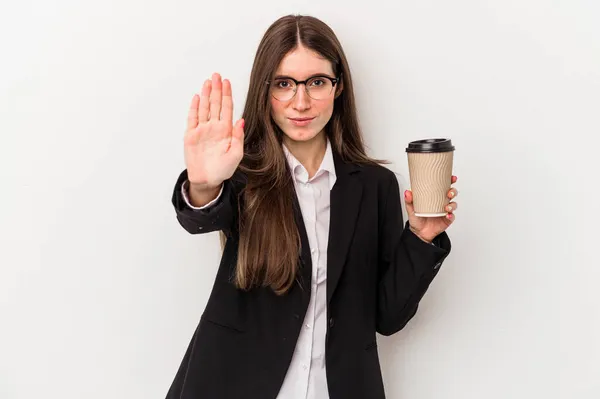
top-left (406, 139), bottom-right (455, 217)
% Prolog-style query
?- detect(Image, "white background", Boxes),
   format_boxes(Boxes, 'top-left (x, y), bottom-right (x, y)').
top-left (1, 0), bottom-right (599, 398)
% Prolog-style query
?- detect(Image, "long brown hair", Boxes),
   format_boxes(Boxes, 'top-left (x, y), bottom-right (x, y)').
top-left (224, 14), bottom-right (384, 295)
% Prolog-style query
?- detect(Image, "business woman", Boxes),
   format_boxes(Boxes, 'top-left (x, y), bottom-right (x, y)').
top-left (167, 14), bottom-right (458, 399)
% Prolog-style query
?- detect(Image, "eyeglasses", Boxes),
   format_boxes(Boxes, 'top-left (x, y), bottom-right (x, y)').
top-left (266, 75), bottom-right (340, 101)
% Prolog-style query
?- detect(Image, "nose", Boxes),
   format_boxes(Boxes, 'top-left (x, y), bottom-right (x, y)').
top-left (292, 84), bottom-right (311, 111)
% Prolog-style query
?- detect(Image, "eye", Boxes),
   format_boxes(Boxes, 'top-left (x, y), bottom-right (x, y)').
top-left (309, 78), bottom-right (325, 87)
top-left (275, 79), bottom-right (292, 89)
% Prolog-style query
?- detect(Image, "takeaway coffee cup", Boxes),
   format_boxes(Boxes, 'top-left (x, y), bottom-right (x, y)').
top-left (405, 138), bottom-right (455, 217)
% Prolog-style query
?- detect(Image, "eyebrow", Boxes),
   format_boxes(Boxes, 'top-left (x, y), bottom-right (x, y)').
top-left (272, 73), bottom-right (335, 80)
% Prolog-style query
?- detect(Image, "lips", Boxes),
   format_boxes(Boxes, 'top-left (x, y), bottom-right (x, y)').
top-left (288, 117), bottom-right (315, 127)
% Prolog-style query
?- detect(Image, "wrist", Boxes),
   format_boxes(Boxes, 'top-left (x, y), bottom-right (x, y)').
top-left (189, 181), bottom-right (222, 193)
top-left (409, 225), bottom-right (433, 244)
top-left (186, 181), bottom-right (222, 208)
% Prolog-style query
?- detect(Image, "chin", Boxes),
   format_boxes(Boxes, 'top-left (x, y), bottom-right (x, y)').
top-left (281, 126), bottom-right (325, 143)
top-left (285, 131), bottom-right (316, 142)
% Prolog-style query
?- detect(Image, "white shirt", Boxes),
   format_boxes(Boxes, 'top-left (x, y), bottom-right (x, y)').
top-left (182, 139), bottom-right (336, 399)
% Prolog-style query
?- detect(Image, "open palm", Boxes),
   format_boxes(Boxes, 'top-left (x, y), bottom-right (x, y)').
top-left (184, 73), bottom-right (245, 188)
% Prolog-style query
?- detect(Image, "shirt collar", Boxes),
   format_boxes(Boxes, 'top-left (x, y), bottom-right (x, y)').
top-left (282, 138), bottom-right (337, 190)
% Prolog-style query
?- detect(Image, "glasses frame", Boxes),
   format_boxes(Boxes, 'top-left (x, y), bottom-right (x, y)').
top-left (266, 74), bottom-right (341, 101)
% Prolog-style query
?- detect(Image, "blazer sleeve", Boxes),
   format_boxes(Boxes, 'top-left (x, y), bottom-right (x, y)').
top-left (171, 169), bottom-right (242, 237)
top-left (376, 172), bottom-right (452, 336)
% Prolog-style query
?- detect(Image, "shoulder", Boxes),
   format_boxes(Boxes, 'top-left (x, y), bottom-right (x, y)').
top-left (350, 161), bottom-right (403, 205)
top-left (356, 161), bottom-right (399, 188)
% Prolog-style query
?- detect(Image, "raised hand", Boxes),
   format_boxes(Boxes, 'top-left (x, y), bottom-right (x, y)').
top-left (404, 175), bottom-right (458, 243)
top-left (184, 73), bottom-right (245, 190)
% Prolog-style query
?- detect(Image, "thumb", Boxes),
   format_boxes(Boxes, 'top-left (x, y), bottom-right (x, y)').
top-left (404, 190), bottom-right (415, 216)
top-left (229, 118), bottom-right (245, 152)
top-left (232, 118), bottom-right (245, 141)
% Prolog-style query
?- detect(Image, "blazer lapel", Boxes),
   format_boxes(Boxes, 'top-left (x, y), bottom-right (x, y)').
top-left (292, 185), bottom-right (313, 292)
top-left (327, 151), bottom-right (363, 304)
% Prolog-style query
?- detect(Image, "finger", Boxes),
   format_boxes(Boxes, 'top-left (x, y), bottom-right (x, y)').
top-left (448, 188), bottom-right (458, 199)
top-left (209, 73), bottom-right (223, 121)
top-left (404, 190), bottom-right (416, 215)
top-left (451, 175), bottom-right (457, 184)
top-left (187, 94), bottom-right (199, 130)
top-left (445, 201), bottom-right (457, 213)
top-left (221, 79), bottom-right (233, 123)
top-left (198, 80), bottom-right (211, 123)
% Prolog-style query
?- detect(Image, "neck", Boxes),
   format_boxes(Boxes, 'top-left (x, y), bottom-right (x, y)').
top-left (283, 130), bottom-right (327, 178)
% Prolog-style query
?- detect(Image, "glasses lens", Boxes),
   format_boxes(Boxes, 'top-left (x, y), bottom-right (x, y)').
top-left (271, 78), bottom-right (295, 101)
top-left (306, 77), bottom-right (333, 100)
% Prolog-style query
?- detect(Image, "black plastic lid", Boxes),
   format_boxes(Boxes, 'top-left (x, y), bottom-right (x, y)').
top-left (406, 138), bottom-right (455, 153)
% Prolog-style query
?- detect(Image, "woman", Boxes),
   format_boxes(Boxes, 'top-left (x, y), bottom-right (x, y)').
top-left (167, 14), bottom-right (458, 399)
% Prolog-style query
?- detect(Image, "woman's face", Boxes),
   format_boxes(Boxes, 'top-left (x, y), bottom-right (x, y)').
top-left (270, 45), bottom-right (340, 145)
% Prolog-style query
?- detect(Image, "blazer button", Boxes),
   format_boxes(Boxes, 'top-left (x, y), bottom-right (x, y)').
top-left (329, 317), bottom-right (334, 328)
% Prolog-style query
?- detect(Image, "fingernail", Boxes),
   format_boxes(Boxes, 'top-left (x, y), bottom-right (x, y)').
top-left (241, 119), bottom-right (245, 129)
top-left (447, 205), bottom-right (452, 212)
top-left (404, 190), bottom-right (408, 198)
top-left (449, 191), bottom-right (455, 197)
top-left (447, 213), bottom-right (453, 219)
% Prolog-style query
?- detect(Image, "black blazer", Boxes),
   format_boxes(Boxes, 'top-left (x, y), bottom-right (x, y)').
top-left (166, 150), bottom-right (451, 399)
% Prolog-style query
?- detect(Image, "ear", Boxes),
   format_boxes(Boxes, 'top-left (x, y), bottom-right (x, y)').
top-left (334, 78), bottom-right (344, 99)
